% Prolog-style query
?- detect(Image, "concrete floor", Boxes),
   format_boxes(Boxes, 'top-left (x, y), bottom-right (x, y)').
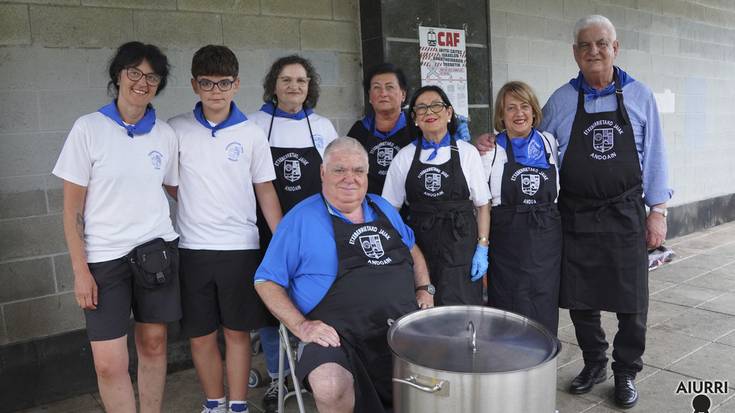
top-left (16, 221), bottom-right (735, 412)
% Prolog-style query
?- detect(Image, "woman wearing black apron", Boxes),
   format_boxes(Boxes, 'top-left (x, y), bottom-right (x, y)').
top-left (483, 81), bottom-right (562, 335)
top-left (247, 55), bottom-right (338, 413)
top-left (383, 85), bottom-right (491, 306)
top-left (347, 63), bottom-right (415, 195)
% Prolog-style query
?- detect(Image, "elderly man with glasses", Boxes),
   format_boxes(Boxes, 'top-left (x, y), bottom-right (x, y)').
top-left (255, 137), bottom-right (433, 413)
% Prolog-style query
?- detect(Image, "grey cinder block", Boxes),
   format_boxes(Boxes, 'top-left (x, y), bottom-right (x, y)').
top-left (3, 292), bottom-right (84, 343)
top-left (0, 258), bottom-right (55, 303)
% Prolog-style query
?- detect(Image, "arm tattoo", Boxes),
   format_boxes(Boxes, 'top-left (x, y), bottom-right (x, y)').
top-left (75, 212), bottom-right (85, 240)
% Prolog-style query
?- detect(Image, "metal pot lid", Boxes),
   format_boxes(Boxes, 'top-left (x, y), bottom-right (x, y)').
top-left (388, 305), bottom-right (559, 373)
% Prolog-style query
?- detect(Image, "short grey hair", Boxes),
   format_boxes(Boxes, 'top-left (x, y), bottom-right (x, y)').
top-left (323, 137), bottom-right (369, 169)
top-left (573, 15), bottom-right (617, 44)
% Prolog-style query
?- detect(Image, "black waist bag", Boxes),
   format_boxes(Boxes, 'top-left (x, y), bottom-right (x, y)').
top-left (127, 238), bottom-right (177, 289)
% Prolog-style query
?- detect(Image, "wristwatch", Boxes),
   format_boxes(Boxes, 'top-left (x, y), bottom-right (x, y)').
top-left (415, 284), bottom-right (436, 295)
top-left (651, 207), bottom-right (668, 217)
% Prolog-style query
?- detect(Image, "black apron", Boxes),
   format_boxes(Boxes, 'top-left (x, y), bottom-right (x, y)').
top-left (487, 133), bottom-right (562, 335)
top-left (348, 115), bottom-right (415, 195)
top-left (558, 74), bottom-right (648, 313)
top-left (307, 196), bottom-right (418, 412)
top-left (257, 109), bottom-right (323, 251)
top-left (405, 138), bottom-right (482, 306)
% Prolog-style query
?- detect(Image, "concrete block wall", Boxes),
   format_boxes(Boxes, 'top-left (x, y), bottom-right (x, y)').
top-left (489, 0), bottom-right (735, 207)
top-left (0, 0), bottom-right (362, 345)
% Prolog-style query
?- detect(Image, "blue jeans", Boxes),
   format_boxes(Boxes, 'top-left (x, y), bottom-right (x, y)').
top-left (260, 326), bottom-right (290, 378)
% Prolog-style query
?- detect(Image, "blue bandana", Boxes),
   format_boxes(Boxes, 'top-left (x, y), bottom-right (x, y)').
top-left (260, 102), bottom-right (313, 120)
top-left (360, 112), bottom-right (407, 140)
top-left (98, 101), bottom-right (156, 138)
top-left (193, 101), bottom-right (248, 137)
top-left (497, 128), bottom-right (549, 169)
top-left (569, 66), bottom-right (635, 101)
top-left (419, 132), bottom-right (451, 161)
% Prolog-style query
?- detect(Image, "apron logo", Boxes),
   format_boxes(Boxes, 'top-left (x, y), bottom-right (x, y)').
top-left (424, 172), bottom-right (442, 192)
top-left (148, 150), bottom-right (163, 170)
top-left (313, 134), bottom-right (324, 149)
top-left (376, 147), bottom-right (394, 167)
top-left (592, 128), bottom-right (614, 153)
top-left (359, 234), bottom-right (385, 259)
top-left (225, 142), bottom-right (244, 161)
top-left (283, 159), bottom-right (302, 182)
top-left (521, 173), bottom-right (540, 196)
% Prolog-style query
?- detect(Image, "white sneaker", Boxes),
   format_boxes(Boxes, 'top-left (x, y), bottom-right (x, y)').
top-left (228, 402), bottom-right (248, 413)
top-left (201, 400), bottom-right (227, 413)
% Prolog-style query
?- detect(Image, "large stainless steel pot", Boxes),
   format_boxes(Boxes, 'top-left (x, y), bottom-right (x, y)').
top-left (388, 305), bottom-right (560, 413)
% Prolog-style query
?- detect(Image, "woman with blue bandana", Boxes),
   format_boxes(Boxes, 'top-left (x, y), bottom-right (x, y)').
top-left (483, 81), bottom-right (562, 335)
top-left (52, 42), bottom-right (180, 413)
top-left (349, 63), bottom-right (474, 196)
top-left (383, 85), bottom-right (490, 306)
top-left (247, 55), bottom-right (338, 413)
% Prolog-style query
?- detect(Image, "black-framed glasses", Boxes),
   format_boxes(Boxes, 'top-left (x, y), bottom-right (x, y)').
top-left (125, 67), bottom-right (162, 86)
top-left (197, 78), bottom-right (235, 92)
top-left (413, 102), bottom-right (447, 116)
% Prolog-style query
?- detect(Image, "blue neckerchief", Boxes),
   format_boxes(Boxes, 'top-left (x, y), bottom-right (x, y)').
top-left (569, 66), bottom-right (635, 101)
top-left (419, 132), bottom-right (451, 161)
top-left (193, 101), bottom-right (248, 137)
top-left (323, 196), bottom-right (376, 224)
top-left (497, 128), bottom-right (549, 169)
top-left (260, 102), bottom-right (313, 120)
top-left (98, 101), bottom-right (156, 138)
top-left (360, 112), bottom-right (407, 140)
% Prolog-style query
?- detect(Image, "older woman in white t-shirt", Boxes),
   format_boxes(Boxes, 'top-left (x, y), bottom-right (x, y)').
top-left (482, 81), bottom-right (562, 335)
top-left (53, 42), bottom-right (179, 413)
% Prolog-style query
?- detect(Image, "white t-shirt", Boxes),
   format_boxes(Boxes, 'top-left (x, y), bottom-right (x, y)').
top-left (52, 112), bottom-right (179, 263)
top-left (247, 110), bottom-right (338, 157)
top-left (382, 140), bottom-right (490, 208)
top-left (482, 131), bottom-right (560, 206)
top-left (168, 112), bottom-right (276, 250)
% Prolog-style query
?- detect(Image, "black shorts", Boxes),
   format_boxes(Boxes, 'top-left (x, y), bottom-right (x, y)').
top-left (85, 241), bottom-right (182, 341)
top-left (295, 343), bottom-right (350, 391)
top-left (179, 249), bottom-right (271, 338)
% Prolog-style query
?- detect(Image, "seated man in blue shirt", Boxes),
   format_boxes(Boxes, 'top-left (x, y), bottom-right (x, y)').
top-left (254, 137), bottom-right (434, 413)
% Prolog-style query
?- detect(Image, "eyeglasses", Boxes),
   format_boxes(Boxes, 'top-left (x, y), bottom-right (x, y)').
top-left (278, 76), bottom-right (310, 86)
top-left (329, 166), bottom-right (367, 177)
top-left (125, 67), bottom-right (162, 86)
top-left (413, 102), bottom-right (448, 116)
top-left (197, 78), bottom-right (235, 92)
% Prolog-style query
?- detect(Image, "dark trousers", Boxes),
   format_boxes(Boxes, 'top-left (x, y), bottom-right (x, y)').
top-left (570, 309), bottom-right (647, 376)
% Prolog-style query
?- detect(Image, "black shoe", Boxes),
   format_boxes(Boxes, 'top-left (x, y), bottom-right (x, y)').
top-left (614, 374), bottom-right (638, 409)
top-left (262, 378), bottom-right (279, 413)
top-left (569, 364), bottom-right (607, 394)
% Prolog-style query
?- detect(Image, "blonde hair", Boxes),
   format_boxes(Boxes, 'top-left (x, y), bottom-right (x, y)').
top-left (492, 81), bottom-right (542, 133)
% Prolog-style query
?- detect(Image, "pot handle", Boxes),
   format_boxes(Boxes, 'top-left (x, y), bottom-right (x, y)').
top-left (392, 375), bottom-right (446, 393)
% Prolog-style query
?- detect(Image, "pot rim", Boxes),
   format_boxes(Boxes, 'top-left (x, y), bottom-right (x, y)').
top-left (388, 305), bottom-right (562, 375)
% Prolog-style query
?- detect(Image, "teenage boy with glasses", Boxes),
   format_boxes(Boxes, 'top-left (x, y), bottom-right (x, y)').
top-left (167, 45), bottom-right (282, 413)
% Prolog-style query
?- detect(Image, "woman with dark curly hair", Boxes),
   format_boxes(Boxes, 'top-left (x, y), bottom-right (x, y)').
top-left (247, 54), bottom-right (338, 413)
top-left (52, 41), bottom-right (180, 413)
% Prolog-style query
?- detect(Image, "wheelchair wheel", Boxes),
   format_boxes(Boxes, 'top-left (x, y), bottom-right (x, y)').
top-left (248, 368), bottom-right (263, 388)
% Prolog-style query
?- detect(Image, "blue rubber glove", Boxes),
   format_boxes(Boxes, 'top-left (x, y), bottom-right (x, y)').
top-left (470, 244), bottom-right (489, 282)
top-left (452, 114), bottom-right (471, 142)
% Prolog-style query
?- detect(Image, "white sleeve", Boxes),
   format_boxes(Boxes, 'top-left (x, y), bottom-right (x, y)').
top-left (52, 117), bottom-right (92, 187)
top-left (542, 131), bottom-right (559, 165)
top-left (462, 144), bottom-right (490, 207)
top-left (489, 148), bottom-right (507, 206)
top-left (381, 146), bottom-right (411, 208)
top-left (163, 125), bottom-right (179, 186)
top-left (250, 128), bottom-right (277, 183)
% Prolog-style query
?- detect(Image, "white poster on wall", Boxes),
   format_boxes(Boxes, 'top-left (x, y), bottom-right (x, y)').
top-left (419, 26), bottom-right (469, 118)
